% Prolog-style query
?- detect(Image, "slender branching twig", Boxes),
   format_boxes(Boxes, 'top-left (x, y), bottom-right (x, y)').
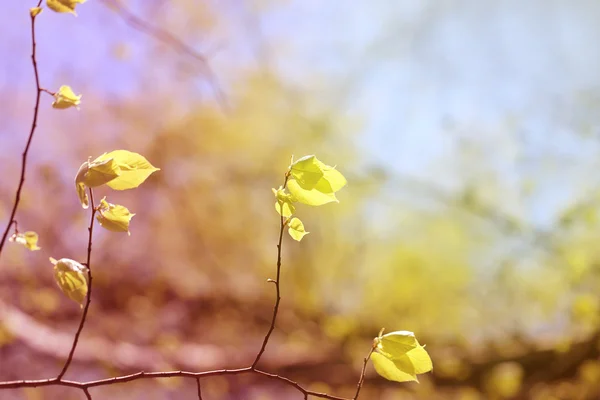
top-left (353, 348), bottom-right (375, 400)
top-left (57, 189), bottom-right (97, 380)
top-left (196, 377), bottom-right (202, 400)
top-left (252, 173), bottom-right (290, 369)
top-left (0, 0), bottom-right (44, 259)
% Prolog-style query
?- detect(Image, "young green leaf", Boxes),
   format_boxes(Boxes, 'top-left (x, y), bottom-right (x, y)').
top-left (371, 330), bottom-right (433, 383)
top-left (272, 187), bottom-right (296, 217)
top-left (74, 158), bottom-right (121, 208)
top-left (50, 257), bottom-right (88, 307)
top-left (94, 150), bottom-right (160, 190)
top-left (288, 217), bottom-right (309, 241)
top-left (9, 231), bottom-right (41, 251)
top-left (287, 179), bottom-right (338, 206)
top-left (289, 155), bottom-right (325, 189)
top-left (287, 155), bottom-right (347, 206)
top-left (46, 0), bottom-right (86, 15)
top-left (96, 197), bottom-right (135, 235)
top-left (52, 85), bottom-right (82, 109)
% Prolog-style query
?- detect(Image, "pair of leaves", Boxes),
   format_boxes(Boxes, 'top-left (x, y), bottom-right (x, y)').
top-left (50, 257), bottom-right (88, 306)
top-left (273, 155), bottom-right (347, 242)
top-left (76, 150), bottom-right (159, 234)
top-left (370, 330), bottom-right (433, 383)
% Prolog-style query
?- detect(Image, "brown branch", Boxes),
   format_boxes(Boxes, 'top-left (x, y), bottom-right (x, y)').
top-left (57, 189), bottom-right (97, 380)
top-left (353, 348), bottom-right (374, 400)
top-left (99, 0), bottom-right (227, 109)
top-left (252, 173), bottom-right (290, 369)
top-left (83, 387), bottom-right (92, 400)
top-left (0, 0), bottom-right (44, 259)
top-left (196, 377), bottom-right (202, 400)
top-left (0, 368), bottom-right (351, 399)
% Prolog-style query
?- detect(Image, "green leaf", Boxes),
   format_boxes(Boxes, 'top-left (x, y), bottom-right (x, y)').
top-left (322, 166), bottom-right (347, 192)
top-left (288, 217), bottom-right (309, 241)
top-left (272, 187), bottom-right (296, 217)
top-left (95, 150), bottom-right (159, 190)
top-left (371, 330), bottom-right (433, 383)
top-left (289, 155), bottom-right (325, 189)
top-left (96, 197), bottom-right (135, 235)
top-left (287, 179), bottom-right (338, 206)
top-left (377, 330), bottom-right (419, 358)
top-left (50, 257), bottom-right (88, 307)
top-left (371, 352), bottom-right (419, 382)
top-left (74, 158), bottom-right (120, 208)
top-left (286, 155), bottom-right (346, 206)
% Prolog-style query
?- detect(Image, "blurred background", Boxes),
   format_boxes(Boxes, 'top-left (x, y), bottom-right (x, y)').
top-left (1, 0), bottom-right (600, 399)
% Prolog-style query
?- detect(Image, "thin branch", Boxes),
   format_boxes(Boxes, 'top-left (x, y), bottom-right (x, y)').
top-left (0, 1), bottom-right (44, 259)
top-left (252, 173), bottom-right (290, 369)
top-left (196, 377), bottom-right (202, 400)
top-left (352, 348), bottom-right (374, 400)
top-left (99, 0), bottom-right (227, 109)
top-left (57, 189), bottom-right (97, 380)
top-left (83, 387), bottom-right (92, 400)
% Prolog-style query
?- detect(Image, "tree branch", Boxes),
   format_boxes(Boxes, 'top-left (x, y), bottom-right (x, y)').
top-left (0, 0), bottom-right (44, 260)
top-left (252, 173), bottom-right (290, 369)
top-left (57, 189), bottom-right (97, 380)
top-left (196, 377), bottom-right (202, 400)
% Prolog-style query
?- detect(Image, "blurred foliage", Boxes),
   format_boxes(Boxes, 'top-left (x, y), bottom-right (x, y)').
top-left (1, 0), bottom-right (600, 399)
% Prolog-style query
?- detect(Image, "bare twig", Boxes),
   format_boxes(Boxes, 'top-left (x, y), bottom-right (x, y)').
top-left (83, 387), bottom-right (92, 400)
top-left (57, 189), bottom-right (97, 380)
top-left (0, 0), bottom-right (44, 259)
top-left (252, 173), bottom-right (290, 369)
top-left (196, 377), bottom-right (202, 400)
top-left (353, 348), bottom-right (374, 400)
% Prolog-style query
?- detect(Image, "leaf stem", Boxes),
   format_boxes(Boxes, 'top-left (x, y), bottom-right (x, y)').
top-left (353, 348), bottom-right (374, 400)
top-left (252, 173), bottom-right (290, 369)
top-left (57, 189), bottom-right (97, 379)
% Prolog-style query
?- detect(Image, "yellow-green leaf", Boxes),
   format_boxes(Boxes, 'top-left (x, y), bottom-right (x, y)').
top-left (371, 330), bottom-right (433, 383)
top-left (286, 155), bottom-right (346, 206)
top-left (272, 187), bottom-right (296, 217)
top-left (289, 155), bottom-right (325, 189)
top-left (52, 85), bottom-right (81, 109)
top-left (46, 0), bottom-right (86, 15)
top-left (322, 166), bottom-right (347, 192)
top-left (376, 330), bottom-right (419, 358)
top-left (9, 231), bottom-right (41, 251)
top-left (50, 257), bottom-right (88, 306)
top-left (371, 352), bottom-right (418, 382)
top-left (371, 346), bottom-right (432, 383)
top-left (287, 178), bottom-right (338, 206)
top-left (74, 158), bottom-right (121, 209)
top-left (288, 217), bottom-right (309, 241)
top-left (95, 150), bottom-right (160, 190)
top-left (96, 198), bottom-right (135, 235)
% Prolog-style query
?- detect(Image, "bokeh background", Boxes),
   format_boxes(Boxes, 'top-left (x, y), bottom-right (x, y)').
top-left (2, 0), bottom-right (600, 399)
